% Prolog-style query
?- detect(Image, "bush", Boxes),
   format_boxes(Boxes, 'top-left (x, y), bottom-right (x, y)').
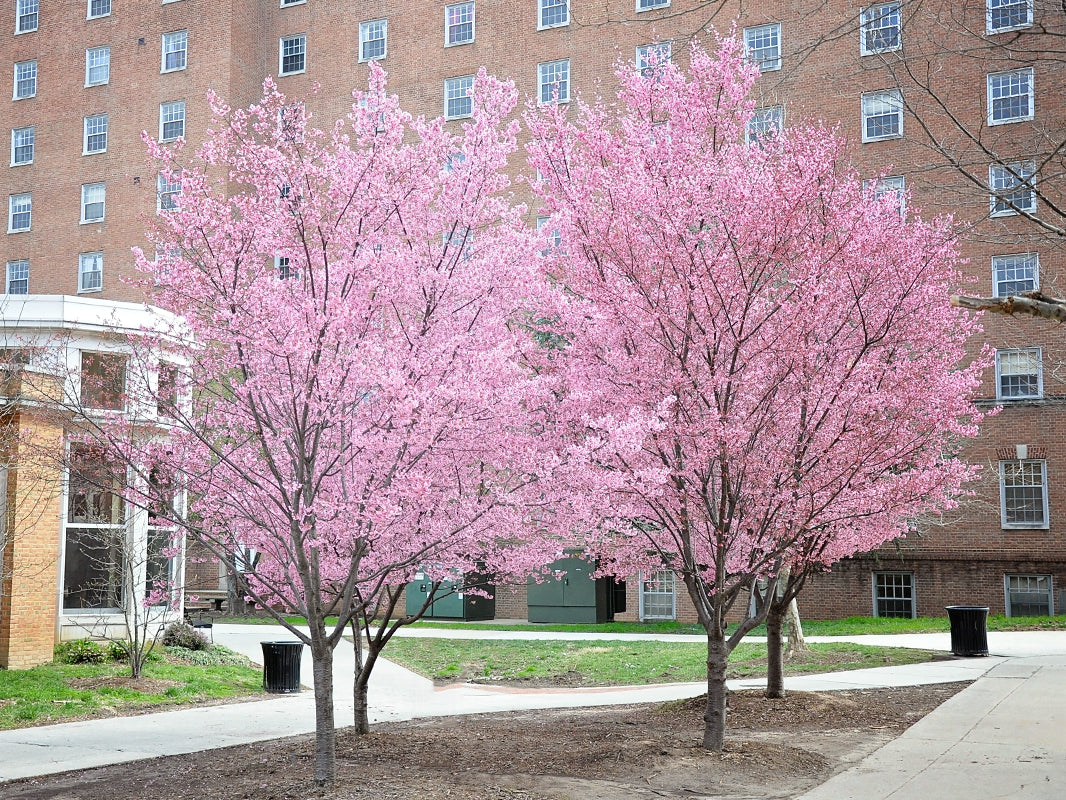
top-left (165, 644), bottom-right (254, 667)
top-left (107, 640), bottom-right (129, 662)
top-left (54, 639), bottom-right (107, 665)
top-left (161, 622), bottom-right (209, 651)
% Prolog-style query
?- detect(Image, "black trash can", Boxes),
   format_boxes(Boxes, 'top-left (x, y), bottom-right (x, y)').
top-left (261, 641), bottom-right (303, 693)
top-left (945, 605), bottom-right (989, 657)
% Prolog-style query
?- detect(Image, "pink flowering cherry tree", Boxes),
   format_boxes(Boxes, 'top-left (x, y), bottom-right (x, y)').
top-left (527, 39), bottom-right (986, 750)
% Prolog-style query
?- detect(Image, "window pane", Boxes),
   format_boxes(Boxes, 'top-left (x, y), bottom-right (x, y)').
top-left (63, 527), bottom-right (125, 610)
top-left (540, 0), bottom-right (568, 27)
top-left (446, 2), bottom-right (474, 45)
top-left (361, 19), bottom-right (387, 60)
top-left (1002, 460), bottom-right (1046, 525)
top-left (80, 352), bottom-right (126, 410)
top-left (862, 3), bottom-right (901, 53)
top-left (744, 24), bottom-right (781, 71)
top-left (875, 572), bottom-right (914, 618)
top-left (445, 75), bottom-right (474, 118)
top-left (6, 260), bottom-right (29, 294)
top-left (539, 60), bottom-right (570, 103)
top-left (992, 253), bottom-right (1038, 296)
top-left (281, 35), bottom-right (305, 74)
top-left (160, 102), bottom-right (185, 141)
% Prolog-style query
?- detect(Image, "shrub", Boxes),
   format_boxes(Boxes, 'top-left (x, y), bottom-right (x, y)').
top-left (54, 639), bottom-right (107, 665)
top-left (165, 644), bottom-right (254, 667)
top-left (107, 640), bottom-right (130, 662)
top-left (161, 622), bottom-right (209, 651)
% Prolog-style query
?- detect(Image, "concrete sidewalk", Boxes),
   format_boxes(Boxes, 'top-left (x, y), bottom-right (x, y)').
top-left (0, 626), bottom-right (1063, 796)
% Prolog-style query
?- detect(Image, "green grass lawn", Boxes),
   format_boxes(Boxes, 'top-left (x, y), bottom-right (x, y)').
top-left (384, 638), bottom-right (941, 686)
top-left (0, 647), bottom-right (264, 730)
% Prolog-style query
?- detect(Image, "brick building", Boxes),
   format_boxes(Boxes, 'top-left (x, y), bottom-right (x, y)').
top-left (2, 0), bottom-right (1064, 664)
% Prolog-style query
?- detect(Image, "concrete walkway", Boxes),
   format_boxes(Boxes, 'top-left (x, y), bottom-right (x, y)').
top-left (0, 626), bottom-right (1063, 797)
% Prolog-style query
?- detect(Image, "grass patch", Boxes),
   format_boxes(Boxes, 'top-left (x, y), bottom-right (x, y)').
top-left (0, 645), bottom-right (263, 730)
top-left (385, 638), bottom-right (941, 686)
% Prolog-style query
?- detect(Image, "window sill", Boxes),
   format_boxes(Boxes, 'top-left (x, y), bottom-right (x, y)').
top-left (989, 115), bottom-right (1034, 126)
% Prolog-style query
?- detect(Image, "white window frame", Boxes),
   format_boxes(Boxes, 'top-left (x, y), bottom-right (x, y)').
top-left (746, 105), bottom-right (784, 144)
top-left (85, 46), bottom-right (110, 87)
top-left (11, 125), bottom-right (34, 165)
top-left (987, 0), bottom-right (1032, 33)
top-left (538, 0), bottom-right (569, 30)
top-left (445, 2), bottom-right (475, 46)
top-left (538, 59), bottom-right (570, 105)
top-left (275, 255), bottom-right (296, 280)
top-left (990, 161), bottom-right (1036, 216)
top-left (8, 193), bottom-right (31, 233)
top-left (78, 252), bottom-right (103, 293)
top-left (1004, 574), bottom-right (1053, 617)
top-left (279, 34), bottom-right (307, 76)
top-left (860, 2), bottom-right (901, 55)
top-left (987, 68), bottom-right (1034, 125)
top-left (87, 0), bottom-right (111, 19)
top-left (636, 0), bottom-right (670, 11)
top-left (743, 23), bottom-right (782, 72)
top-left (861, 89), bottom-right (903, 141)
top-left (13, 59), bottom-right (37, 100)
top-left (995, 348), bottom-right (1042, 400)
top-left (15, 0), bottom-right (38, 34)
top-left (157, 173), bottom-right (181, 213)
top-left (999, 458), bottom-right (1049, 529)
top-left (359, 19), bottom-right (387, 62)
top-left (639, 570), bottom-right (677, 621)
top-left (83, 114), bottom-right (108, 154)
top-left (872, 572), bottom-right (916, 618)
top-left (280, 0), bottom-right (306, 6)
top-left (6, 259), bottom-right (29, 294)
top-left (81, 183), bottom-right (106, 224)
top-left (444, 75), bottom-right (475, 120)
top-left (992, 252), bottom-right (1038, 297)
top-left (636, 42), bottom-right (672, 75)
top-left (159, 101), bottom-right (185, 142)
top-left (866, 175), bottom-right (906, 217)
top-left (161, 30), bottom-right (188, 73)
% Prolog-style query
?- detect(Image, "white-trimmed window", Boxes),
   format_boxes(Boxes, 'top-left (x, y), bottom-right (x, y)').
top-left (990, 161), bottom-right (1036, 216)
top-left (538, 59), bottom-right (570, 104)
top-left (1000, 459), bottom-right (1048, 528)
top-left (637, 0), bottom-right (669, 10)
top-left (14, 60), bottom-right (36, 99)
top-left (639, 570), bottom-right (677, 620)
top-left (78, 252), bottom-right (103, 293)
top-left (159, 101), bottom-right (185, 142)
top-left (867, 175), bottom-right (906, 217)
top-left (993, 253), bottom-right (1038, 296)
top-left (84, 114), bottom-right (108, 154)
top-left (77, 355), bottom-right (124, 410)
top-left (873, 572), bottom-right (915, 618)
top-left (11, 126), bottom-right (34, 165)
top-left (1005, 574), bottom-right (1053, 616)
top-left (81, 183), bottom-right (106, 224)
top-left (536, 215), bottom-right (562, 254)
top-left (539, 0), bottom-right (569, 29)
top-left (744, 23), bottom-right (781, 72)
top-left (987, 0), bottom-right (1032, 33)
top-left (88, 0), bottom-right (111, 18)
top-left (987, 68), bottom-right (1033, 125)
top-left (16, 0), bottom-right (38, 33)
top-left (444, 75), bottom-right (475, 120)
top-left (6, 260), bottom-right (28, 294)
top-left (279, 35), bottom-right (306, 75)
top-left (996, 348), bottom-right (1042, 400)
top-left (359, 19), bottom-right (387, 61)
top-left (280, 0), bottom-right (305, 5)
top-left (446, 2), bottom-right (475, 46)
top-left (860, 3), bottom-right (901, 54)
top-left (746, 105), bottom-right (784, 144)
top-left (85, 46), bottom-right (110, 86)
top-left (636, 42), bottom-right (672, 76)
top-left (8, 193), bottom-right (31, 233)
top-left (862, 89), bottom-right (903, 141)
top-left (162, 30), bottom-right (188, 72)
top-left (157, 173), bottom-right (181, 213)
top-left (275, 256), bottom-right (296, 280)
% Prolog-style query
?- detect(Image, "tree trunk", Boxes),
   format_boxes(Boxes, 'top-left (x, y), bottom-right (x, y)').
top-left (784, 597), bottom-right (808, 659)
top-left (703, 635), bottom-right (729, 751)
top-left (765, 603), bottom-right (786, 699)
top-left (309, 640), bottom-right (336, 787)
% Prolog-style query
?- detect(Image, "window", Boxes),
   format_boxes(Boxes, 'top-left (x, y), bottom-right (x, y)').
top-left (987, 68), bottom-right (1033, 125)
top-left (990, 161), bottom-right (1036, 216)
top-left (1005, 575), bottom-right (1052, 617)
top-left (85, 46), bottom-right (110, 86)
top-left (636, 42), bottom-right (672, 76)
top-left (162, 30), bottom-right (188, 72)
top-left (6, 260), bottom-right (28, 294)
top-left (537, 215), bottom-right (561, 254)
top-left (744, 24), bottom-right (781, 72)
top-left (88, 0), bottom-right (110, 18)
top-left (862, 89), bottom-right (903, 141)
top-left (539, 0), bottom-right (568, 29)
top-left (640, 570), bottom-right (676, 620)
top-left (8, 193), bottom-right (31, 233)
top-left (280, 0), bottom-right (305, 5)
top-left (80, 351), bottom-right (125, 410)
top-left (11, 126), bottom-right (34, 165)
top-left (279, 35), bottom-right (306, 76)
top-left (81, 183), bottom-right (105, 223)
top-left (446, 2), bottom-right (475, 46)
top-left (64, 444), bottom-right (126, 611)
top-left (83, 114), bottom-right (108, 154)
top-left (444, 75), bottom-right (474, 119)
top-left (746, 105), bottom-right (784, 143)
top-left (860, 3), bottom-right (901, 54)
top-left (16, 0), bottom-right (38, 33)
top-left (359, 19), bottom-right (387, 62)
top-left (996, 348), bottom-right (1042, 400)
top-left (993, 253), bottom-right (1038, 296)
top-left (873, 572), bottom-right (915, 618)
top-left (275, 256), bottom-right (296, 279)
top-left (156, 363), bottom-right (179, 417)
top-left (158, 173), bottom-right (181, 212)
top-left (987, 0), bottom-right (1032, 32)
top-left (14, 60), bottom-right (36, 99)
top-left (868, 175), bottom-right (906, 217)
top-left (79, 252), bottom-right (103, 292)
top-left (159, 101), bottom-right (185, 142)
top-left (637, 0), bottom-right (669, 10)
top-left (538, 59), bottom-right (570, 104)
top-left (1000, 459), bottom-right (1048, 528)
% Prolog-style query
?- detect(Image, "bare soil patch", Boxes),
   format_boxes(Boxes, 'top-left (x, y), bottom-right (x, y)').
top-left (66, 676), bottom-right (181, 693)
top-left (2, 682), bottom-right (968, 800)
